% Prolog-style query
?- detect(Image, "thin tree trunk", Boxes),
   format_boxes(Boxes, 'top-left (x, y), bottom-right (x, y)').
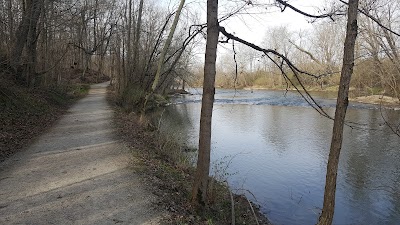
top-left (125, 0), bottom-right (132, 84)
top-left (141, 0), bottom-right (185, 116)
top-left (26, 0), bottom-right (44, 85)
top-left (142, 13), bottom-right (173, 88)
top-left (132, 0), bottom-right (144, 76)
top-left (317, 1), bottom-right (359, 224)
top-left (150, 0), bottom-right (185, 93)
top-left (7, 0), bottom-right (14, 57)
top-left (11, 0), bottom-right (44, 85)
top-left (11, 0), bottom-right (31, 69)
top-left (191, 0), bottom-right (219, 205)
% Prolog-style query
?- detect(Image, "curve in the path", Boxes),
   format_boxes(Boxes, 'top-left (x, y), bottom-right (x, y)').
top-left (0, 82), bottom-right (163, 225)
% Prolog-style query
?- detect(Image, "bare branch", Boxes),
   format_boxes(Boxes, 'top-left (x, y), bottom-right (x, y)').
top-left (232, 40), bottom-right (239, 89)
top-left (275, 0), bottom-right (345, 20)
top-left (218, 25), bottom-right (380, 131)
top-left (219, 25), bottom-right (333, 119)
top-left (379, 97), bottom-right (400, 137)
top-left (340, 0), bottom-right (400, 37)
top-left (219, 26), bottom-right (321, 79)
top-left (288, 39), bottom-right (322, 65)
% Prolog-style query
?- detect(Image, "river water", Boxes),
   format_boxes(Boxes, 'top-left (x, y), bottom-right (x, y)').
top-left (154, 88), bottom-right (400, 225)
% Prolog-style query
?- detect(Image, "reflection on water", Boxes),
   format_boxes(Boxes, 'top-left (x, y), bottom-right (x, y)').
top-left (155, 89), bottom-right (400, 225)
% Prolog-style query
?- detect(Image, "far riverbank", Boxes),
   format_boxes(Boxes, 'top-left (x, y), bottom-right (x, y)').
top-left (237, 85), bottom-right (399, 108)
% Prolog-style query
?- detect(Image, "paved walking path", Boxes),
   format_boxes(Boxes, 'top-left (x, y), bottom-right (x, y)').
top-left (0, 82), bottom-right (163, 225)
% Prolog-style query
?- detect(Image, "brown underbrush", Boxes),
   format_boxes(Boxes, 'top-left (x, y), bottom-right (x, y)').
top-left (108, 87), bottom-right (271, 225)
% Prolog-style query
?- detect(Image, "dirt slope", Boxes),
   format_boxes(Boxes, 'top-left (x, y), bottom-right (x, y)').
top-left (0, 82), bottom-right (164, 225)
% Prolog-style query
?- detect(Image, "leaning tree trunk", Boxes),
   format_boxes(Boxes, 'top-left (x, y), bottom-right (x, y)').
top-left (149, 0), bottom-right (185, 93)
top-left (317, 1), bottom-right (359, 225)
top-left (191, 0), bottom-right (219, 205)
top-left (141, 0), bottom-right (185, 117)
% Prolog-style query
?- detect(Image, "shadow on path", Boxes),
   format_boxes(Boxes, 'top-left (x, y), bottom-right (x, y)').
top-left (0, 82), bottom-right (163, 225)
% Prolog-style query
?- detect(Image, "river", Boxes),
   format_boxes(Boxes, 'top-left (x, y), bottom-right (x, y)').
top-left (154, 88), bottom-right (400, 225)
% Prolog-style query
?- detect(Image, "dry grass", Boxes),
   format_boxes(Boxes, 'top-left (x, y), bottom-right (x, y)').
top-left (108, 87), bottom-right (271, 225)
top-left (351, 95), bottom-right (400, 107)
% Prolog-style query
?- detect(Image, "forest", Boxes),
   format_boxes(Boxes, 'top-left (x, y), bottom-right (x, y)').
top-left (0, 0), bottom-right (400, 225)
top-left (1, 0), bottom-right (399, 103)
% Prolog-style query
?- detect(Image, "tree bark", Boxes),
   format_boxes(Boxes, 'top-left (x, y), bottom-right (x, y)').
top-left (26, 0), bottom-right (44, 85)
top-left (10, 0), bottom-right (44, 85)
top-left (7, 0), bottom-right (14, 56)
top-left (125, 0), bottom-right (133, 85)
top-left (11, 0), bottom-right (31, 69)
top-left (132, 0), bottom-right (144, 77)
top-left (150, 0), bottom-right (185, 93)
top-left (191, 0), bottom-right (219, 205)
top-left (141, 0), bottom-right (185, 116)
top-left (317, 1), bottom-right (359, 225)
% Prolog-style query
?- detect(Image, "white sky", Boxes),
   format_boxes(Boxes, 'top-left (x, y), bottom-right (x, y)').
top-left (161, 0), bottom-right (330, 45)
top-left (159, 0), bottom-right (333, 63)
top-left (221, 1), bottom-right (327, 45)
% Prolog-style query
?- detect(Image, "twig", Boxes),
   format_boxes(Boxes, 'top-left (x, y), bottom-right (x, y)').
top-left (157, 108), bottom-right (166, 132)
top-left (218, 25), bottom-right (381, 131)
top-left (379, 95), bottom-right (400, 137)
top-left (232, 188), bottom-right (264, 225)
top-left (246, 197), bottom-right (260, 225)
top-left (227, 182), bottom-right (236, 225)
top-left (288, 39), bottom-right (322, 65)
top-left (36, 45), bottom-right (71, 75)
top-left (275, 0), bottom-right (345, 20)
top-left (232, 40), bottom-right (239, 89)
top-left (339, 0), bottom-right (400, 37)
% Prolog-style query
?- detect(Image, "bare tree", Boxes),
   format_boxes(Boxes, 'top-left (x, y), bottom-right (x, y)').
top-left (357, 0), bottom-right (400, 99)
top-left (150, 0), bottom-right (186, 93)
top-left (191, 0), bottom-right (219, 205)
top-left (317, 0), bottom-right (359, 224)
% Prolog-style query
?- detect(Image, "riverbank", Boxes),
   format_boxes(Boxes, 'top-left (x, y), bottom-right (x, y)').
top-left (242, 85), bottom-right (399, 108)
top-left (108, 87), bottom-right (272, 225)
top-left (350, 95), bottom-right (400, 108)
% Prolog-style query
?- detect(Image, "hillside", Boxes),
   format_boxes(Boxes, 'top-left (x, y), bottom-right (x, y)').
top-left (0, 68), bottom-right (109, 161)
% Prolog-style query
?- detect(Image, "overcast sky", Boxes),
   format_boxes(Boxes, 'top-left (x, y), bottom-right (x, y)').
top-left (222, 0), bottom-right (329, 45)
top-left (159, 0), bottom-right (333, 63)
top-left (161, 0), bottom-right (330, 44)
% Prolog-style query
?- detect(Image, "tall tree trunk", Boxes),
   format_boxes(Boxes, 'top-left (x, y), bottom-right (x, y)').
top-left (142, 13), bottom-right (173, 87)
top-left (132, 0), bottom-right (144, 77)
top-left (26, 0), bottom-right (44, 85)
top-left (125, 0), bottom-right (133, 85)
top-left (11, 0), bottom-right (44, 85)
top-left (11, 0), bottom-right (31, 69)
top-left (191, 0), bottom-right (218, 205)
top-left (7, 0), bottom-right (14, 57)
top-left (150, 0), bottom-right (185, 93)
top-left (317, 1), bottom-right (359, 225)
top-left (141, 0), bottom-right (185, 116)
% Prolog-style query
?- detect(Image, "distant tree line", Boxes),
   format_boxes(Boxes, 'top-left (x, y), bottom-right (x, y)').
top-left (192, 0), bottom-right (400, 100)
